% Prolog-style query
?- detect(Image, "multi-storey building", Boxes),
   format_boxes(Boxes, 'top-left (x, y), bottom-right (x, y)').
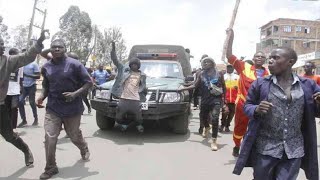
top-left (257, 18), bottom-right (320, 74)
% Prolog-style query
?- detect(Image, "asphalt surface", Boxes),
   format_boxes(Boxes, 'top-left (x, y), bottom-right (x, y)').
top-left (0, 104), bottom-right (319, 180)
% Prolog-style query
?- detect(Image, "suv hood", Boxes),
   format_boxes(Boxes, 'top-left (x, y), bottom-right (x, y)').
top-left (99, 77), bottom-right (184, 90)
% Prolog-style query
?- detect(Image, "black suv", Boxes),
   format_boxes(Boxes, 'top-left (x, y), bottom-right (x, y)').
top-left (91, 45), bottom-right (193, 134)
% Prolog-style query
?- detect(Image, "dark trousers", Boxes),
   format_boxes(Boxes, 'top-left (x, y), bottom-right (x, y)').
top-left (116, 99), bottom-right (142, 125)
top-left (0, 104), bottom-right (30, 154)
top-left (81, 91), bottom-right (91, 110)
top-left (193, 89), bottom-right (199, 107)
top-left (253, 153), bottom-right (301, 180)
top-left (5, 95), bottom-right (19, 129)
top-left (199, 102), bottom-right (221, 138)
top-left (220, 103), bottom-right (235, 127)
top-left (19, 84), bottom-right (38, 122)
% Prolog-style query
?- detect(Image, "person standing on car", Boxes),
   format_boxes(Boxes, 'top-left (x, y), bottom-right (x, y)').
top-left (0, 30), bottom-right (47, 168)
top-left (181, 57), bottom-right (227, 151)
top-left (219, 64), bottom-right (238, 132)
top-left (110, 41), bottom-right (147, 133)
top-left (36, 39), bottom-right (92, 179)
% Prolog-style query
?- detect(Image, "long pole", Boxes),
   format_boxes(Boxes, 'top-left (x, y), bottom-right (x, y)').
top-left (221, 0), bottom-right (241, 64)
top-left (27, 0), bottom-right (37, 48)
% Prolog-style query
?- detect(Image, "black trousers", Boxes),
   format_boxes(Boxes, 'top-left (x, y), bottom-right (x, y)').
top-left (220, 103), bottom-right (235, 127)
top-left (116, 99), bottom-right (142, 125)
top-left (81, 91), bottom-right (91, 110)
top-left (199, 102), bottom-right (221, 138)
top-left (0, 103), bottom-right (30, 153)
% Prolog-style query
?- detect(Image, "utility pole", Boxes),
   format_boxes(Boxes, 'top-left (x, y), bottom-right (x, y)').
top-left (27, 0), bottom-right (47, 48)
top-left (221, 0), bottom-right (241, 64)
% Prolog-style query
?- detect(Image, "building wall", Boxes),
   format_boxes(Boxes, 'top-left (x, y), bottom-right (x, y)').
top-left (258, 18), bottom-right (320, 55)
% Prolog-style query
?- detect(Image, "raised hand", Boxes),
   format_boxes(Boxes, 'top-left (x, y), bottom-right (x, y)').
top-left (37, 29), bottom-right (49, 45)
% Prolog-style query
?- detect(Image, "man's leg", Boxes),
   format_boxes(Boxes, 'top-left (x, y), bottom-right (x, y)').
top-left (29, 85), bottom-right (38, 125)
top-left (11, 95), bottom-right (19, 129)
top-left (274, 155), bottom-right (301, 180)
top-left (200, 104), bottom-right (211, 138)
top-left (253, 153), bottom-right (279, 180)
top-left (0, 104), bottom-right (34, 166)
top-left (233, 101), bottom-right (249, 156)
top-left (41, 111), bottom-right (61, 179)
top-left (81, 91), bottom-right (91, 114)
top-left (63, 114), bottom-right (90, 160)
top-left (129, 100), bottom-right (143, 133)
top-left (210, 102), bottom-right (221, 151)
top-left (225, 103), bottom-right (235, 132)
top-left (18, 87), bottom-right (28, 127)
top-left (116, 99), bottom-right (130, 131)
top-left (219, 107), bottom-right (228, 132)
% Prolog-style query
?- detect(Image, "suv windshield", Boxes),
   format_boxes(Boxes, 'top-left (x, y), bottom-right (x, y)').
top-left (140, 61), bottom-right (183, 79)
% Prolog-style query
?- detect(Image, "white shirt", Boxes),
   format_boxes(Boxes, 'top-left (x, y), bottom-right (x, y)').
top-left (7, 68), bottom-right (23, 95)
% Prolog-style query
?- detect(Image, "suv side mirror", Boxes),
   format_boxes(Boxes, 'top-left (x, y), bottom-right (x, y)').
top-left (185, 75), bottom-right (194, 82)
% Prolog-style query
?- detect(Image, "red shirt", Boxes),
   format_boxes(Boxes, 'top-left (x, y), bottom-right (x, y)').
top-left (303, 74), bottom-right (320, 85)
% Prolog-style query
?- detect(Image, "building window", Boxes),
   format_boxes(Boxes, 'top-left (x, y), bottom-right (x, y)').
top-left (296, 26), bottom-right (302, 32)
top-left (303, 42), bottom-right (311, 48)
top-left (283, 26), bottom-right (292, 32)
top-left (273, 26), bottom-right (279, 32)
top-left (305, 27), bottom-right (310, 33)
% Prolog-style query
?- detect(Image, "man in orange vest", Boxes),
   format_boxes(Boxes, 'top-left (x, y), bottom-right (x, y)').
top-left (303, 61), bottom-right (320, 85)
top-left (226, 28), bottom-right (269, 157)
top-left (219, 65), bottom-right (239, 133)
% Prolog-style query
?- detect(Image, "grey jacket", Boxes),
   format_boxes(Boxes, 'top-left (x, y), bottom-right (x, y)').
top-left (0, 44), bottom-right (43, 104)
top-left (111, 51), bottom-right (147, 102)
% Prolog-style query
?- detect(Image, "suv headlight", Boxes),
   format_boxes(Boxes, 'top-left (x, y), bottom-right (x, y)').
top-left (96, 89), bottom-right (111, 99)
top-left (162, 92), bottom-right (181, 102)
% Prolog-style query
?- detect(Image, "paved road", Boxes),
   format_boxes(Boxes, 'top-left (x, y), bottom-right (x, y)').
top-left (0, 104), bottom-right (319, 180)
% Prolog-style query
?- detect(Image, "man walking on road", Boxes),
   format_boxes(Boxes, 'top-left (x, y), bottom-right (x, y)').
top-left (0, 30), bottom-right (46, 167)
top-left (37, 39), bottom-right (92, 179)
top-left (226, 28), bottom-right (269, 157)
top-left (233, 47), bottom-right (319, 180)
top-left (181, 57), bottom-right (226, 151)
top-left (219, 64), bottom-right (238, 132)
top-left (18, 54), bottom-right (41, 127)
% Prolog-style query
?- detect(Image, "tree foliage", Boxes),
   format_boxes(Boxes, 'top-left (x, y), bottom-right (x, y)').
top-left (94, 26), bottom-right (127, 66)
top-left (52, 6), bottom-right (92, 60)
top-left (0, 16), bottom-right (10, 44)
top-left (11, 24), bottom-right (29, 50)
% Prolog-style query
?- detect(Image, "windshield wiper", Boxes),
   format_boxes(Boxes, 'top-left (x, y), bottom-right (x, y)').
top-left (160, 76), bottom-right (177, 78)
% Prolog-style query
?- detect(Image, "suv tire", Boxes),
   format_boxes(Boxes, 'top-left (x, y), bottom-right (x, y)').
top-left (96, 110), bottom-right (115, 130)
top-left (172, 113), bottom-right (189, 134)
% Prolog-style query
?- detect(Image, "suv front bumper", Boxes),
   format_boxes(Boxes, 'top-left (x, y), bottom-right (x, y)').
top-left (91, 99), bottom-right (189, 120)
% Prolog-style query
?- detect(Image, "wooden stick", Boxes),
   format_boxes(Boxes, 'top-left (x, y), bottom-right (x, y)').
top-left (221, 0), bottom-right (241, 64)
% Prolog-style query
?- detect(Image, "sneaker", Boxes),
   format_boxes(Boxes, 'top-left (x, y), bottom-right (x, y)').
top-left (17, 121), bottom-right (27, 128)
top-left (24, 149), bottom-right (34, 167)
top-left (211, 138), bottom-right (218, 151)
top-left (202, 127), bottom-right (211, 138)
top-left (232, 146), bottom-right (240, 157)
top-left (225, 127), bottom-right (230, 132)
top-left (40, 167), bottom-right (59, 179)
top-left (136, 125), bottom-right (144, 133)
top-left (218, 125), bottom-right (224, 133)
top-left (81, 147), bottom-right (90, 161)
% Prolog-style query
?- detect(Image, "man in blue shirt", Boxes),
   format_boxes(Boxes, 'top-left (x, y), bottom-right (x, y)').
top-left (92, 64), bottom-right (110, 85)
top-left (36, 39), bottom-right (93, 179)
top-left (18, 59), bottom-right (40, 127)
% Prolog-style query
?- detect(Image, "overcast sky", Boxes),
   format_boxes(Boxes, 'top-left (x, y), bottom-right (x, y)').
top-left (0, 0), bottom-right (319, 68)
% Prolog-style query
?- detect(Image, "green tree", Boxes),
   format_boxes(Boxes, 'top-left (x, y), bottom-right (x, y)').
top-left (53, 6), bottom-right (92, 60)
top-left (94, 26), bottom-right (127, 66)
top-left (0, 16), bottom-right (10, 44)
top-left (11, 24), bottom-right (29, 50)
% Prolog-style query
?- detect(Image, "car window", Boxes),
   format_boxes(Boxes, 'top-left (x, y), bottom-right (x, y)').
top-left (140, 62), bottom-right (183, 79)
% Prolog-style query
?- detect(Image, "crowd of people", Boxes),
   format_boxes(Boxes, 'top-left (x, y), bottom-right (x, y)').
top-left (0, 28), bottom-right (320, 180)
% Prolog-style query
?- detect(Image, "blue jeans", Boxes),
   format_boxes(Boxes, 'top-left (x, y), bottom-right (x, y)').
top-left (19, 84), bottom-right (38, 121)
